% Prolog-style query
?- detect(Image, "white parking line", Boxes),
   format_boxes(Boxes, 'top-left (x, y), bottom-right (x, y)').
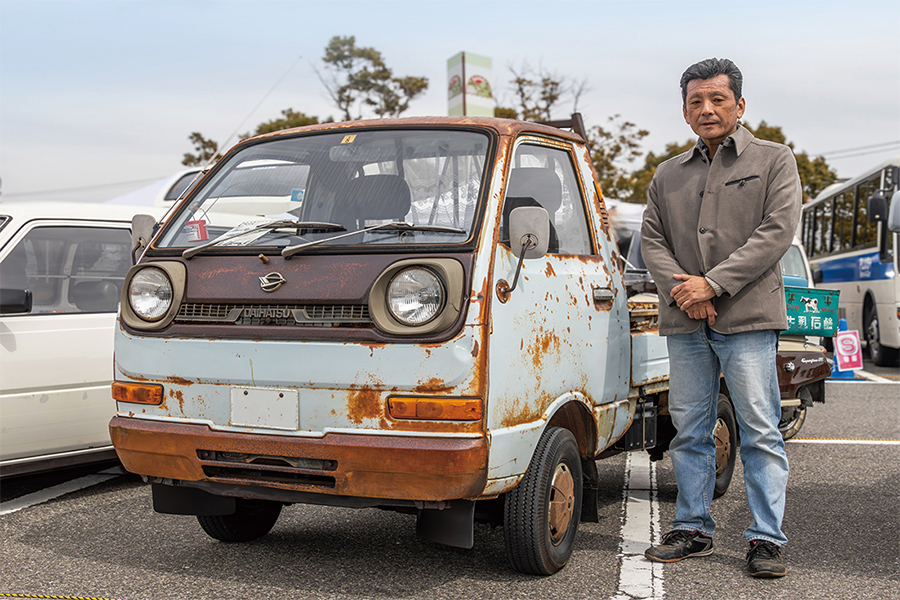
top-left (830, 370), bottom-right (897, 383)
top-left (611, 452), bottom-right (664, 600)
top-left (854, 370), bottom-right (895, 383)
top-left (0, 468), bottom-right (122, 516)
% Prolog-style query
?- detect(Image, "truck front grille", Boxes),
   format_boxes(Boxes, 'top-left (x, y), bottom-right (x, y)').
top-left (175, 303), bottom-right (372, 327)
top-left (197, 450), bottom-right (337, 488)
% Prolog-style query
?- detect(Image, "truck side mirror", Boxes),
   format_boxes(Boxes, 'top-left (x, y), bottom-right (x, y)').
top-left (888, 190), bottom-right (900, 233)
top-left (496, 207), bottom-right (550, 303)
top-left (0, 288), bottom-right (33, 315)
top-left (867, 190), bottom-right (888, 223)
top-left (509, 206), bottom-right (550, 258)
top-left (131, 214), bottom-right (158, 264)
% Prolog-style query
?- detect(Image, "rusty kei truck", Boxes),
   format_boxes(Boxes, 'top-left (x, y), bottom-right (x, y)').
top-left (111, 115), bottom-right (727, 575)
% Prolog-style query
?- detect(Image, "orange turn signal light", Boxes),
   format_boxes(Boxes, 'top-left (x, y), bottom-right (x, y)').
top-left (388, 397), bottom-right (482, 421)
top-left (112, 381), bottom-right (164, 405)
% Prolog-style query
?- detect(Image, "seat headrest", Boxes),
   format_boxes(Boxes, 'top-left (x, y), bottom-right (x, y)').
top-left (343, 174), bottom-right (412, 221)
top-left (507, 168), bottom-right (562, 214)
top-left (72, 281), bottom-right (119, 312)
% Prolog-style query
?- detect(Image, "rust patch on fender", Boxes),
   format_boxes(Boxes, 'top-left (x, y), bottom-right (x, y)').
top-left (595, 402), bottom-right (621, 450)
top-left (415, 378), bottom-right (453, 394)
top-left (347, 389), bottom-right (383, 424)
top-left (168, 389), bottom-right (185, 414)
top-left (459, 325), bottom-right (488, 403)
top-left (475, 274), bottom-right (491, 326)
top-left (544, 262), bottom-right (556, 277)
top-left (500, 396), bottom-right (546, 428)
top-left (537, 330), bottom-right (561, 356)
top-left (600, 260), bottom-right (613, 281)
top-left (523, 328), bottom-right (562, 382)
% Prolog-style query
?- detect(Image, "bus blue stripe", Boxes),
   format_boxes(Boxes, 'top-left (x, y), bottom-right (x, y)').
top-left (816, 250), bottom-right (895, 283)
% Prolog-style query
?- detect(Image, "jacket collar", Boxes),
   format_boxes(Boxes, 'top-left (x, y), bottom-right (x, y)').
top-left (680, 125), bottom-right (754, 165)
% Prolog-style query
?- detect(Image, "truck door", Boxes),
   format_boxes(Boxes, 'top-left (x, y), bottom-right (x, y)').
top-left (486, 139), bottom-right (629, 481)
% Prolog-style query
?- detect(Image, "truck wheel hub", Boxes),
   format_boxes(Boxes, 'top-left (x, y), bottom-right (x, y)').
top-left (548, 463), bottom-right (575, 543)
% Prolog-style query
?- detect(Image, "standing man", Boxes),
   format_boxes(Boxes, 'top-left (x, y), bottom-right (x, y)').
top-left (641, 57), bottom-right (801, 578)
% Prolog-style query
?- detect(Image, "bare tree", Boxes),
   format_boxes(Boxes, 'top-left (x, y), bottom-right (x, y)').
top-left (508, 62), bottom-right (588, 121)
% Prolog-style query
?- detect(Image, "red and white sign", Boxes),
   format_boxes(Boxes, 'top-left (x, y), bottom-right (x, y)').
top-left (184, 220), bottom-right (209, 242)
top-left (835, 330), bottom-right (864, 371)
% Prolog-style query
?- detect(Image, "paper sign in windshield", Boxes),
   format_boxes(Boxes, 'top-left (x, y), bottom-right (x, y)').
top-left (184, 220), bottom-right (208, 242)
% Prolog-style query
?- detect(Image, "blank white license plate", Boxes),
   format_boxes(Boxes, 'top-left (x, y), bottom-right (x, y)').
top-left (230, 387), bottom-right (299, 430)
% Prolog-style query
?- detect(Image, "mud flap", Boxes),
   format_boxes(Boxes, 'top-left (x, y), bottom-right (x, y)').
top-left (416, 500), bottom-right (475, 549)
top-left (580, 458), bottom-right (600, 523)
top-left (152, 483), bottom-right (236, 516)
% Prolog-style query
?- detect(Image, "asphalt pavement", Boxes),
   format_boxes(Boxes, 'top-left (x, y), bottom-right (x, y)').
top-left (0, 376), bottom-right (897, 600)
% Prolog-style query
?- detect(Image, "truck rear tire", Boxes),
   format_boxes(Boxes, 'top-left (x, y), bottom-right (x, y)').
top-left (713, 394), bottom-right (737, 499)
top-left (504, 427), bottom-right (582, 575)
top-left (197, 498), bottom-right (282, 542)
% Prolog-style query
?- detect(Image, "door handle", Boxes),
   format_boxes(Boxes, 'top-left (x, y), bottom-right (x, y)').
top-left (592, 287), bottom-right (615, 302)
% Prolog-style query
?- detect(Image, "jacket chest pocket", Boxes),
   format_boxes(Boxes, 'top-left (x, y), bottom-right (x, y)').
top-left (719, 175), bottom-right (764, 224)
top-left (724, 175), bottom-right (761, 187)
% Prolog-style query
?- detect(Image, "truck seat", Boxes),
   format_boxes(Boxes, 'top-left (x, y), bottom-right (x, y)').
top-left (338, 174), bottom-right (412, 230)
top-left (501, 168), bottom-right (563, 254)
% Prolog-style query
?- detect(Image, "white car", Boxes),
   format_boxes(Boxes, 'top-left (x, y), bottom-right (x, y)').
top-left (781, 236), bottom-right (816, 287)
top-left (0, 201), bottom-right (162, 476)
top-left (153, 168), bottom-right (204, 207)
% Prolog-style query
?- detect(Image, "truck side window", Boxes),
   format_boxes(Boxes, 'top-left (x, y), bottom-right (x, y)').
top-left (501, 144), bottom-right (592, 255)
top-left (0, 226), bottom-right (131, 315)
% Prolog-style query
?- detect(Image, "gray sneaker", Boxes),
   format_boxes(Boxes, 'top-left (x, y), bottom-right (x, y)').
top-left (747, 540), bottom-right (787, 578)
top-left (644, 529), bottom-right (714, 563)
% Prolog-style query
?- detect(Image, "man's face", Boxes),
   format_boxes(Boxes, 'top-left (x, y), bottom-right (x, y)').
top-left (682, 74), bottom-right (746, 149)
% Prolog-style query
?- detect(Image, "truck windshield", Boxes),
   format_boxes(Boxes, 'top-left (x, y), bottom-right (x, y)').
top-left (156, 129), bottom-right (489, 251)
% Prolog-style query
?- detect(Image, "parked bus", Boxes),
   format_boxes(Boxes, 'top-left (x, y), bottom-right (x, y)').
top-left (800, 157), bottom-right (899, 366)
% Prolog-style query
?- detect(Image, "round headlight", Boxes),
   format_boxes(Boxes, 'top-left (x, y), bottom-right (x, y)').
top-left (128, 267), bottom-right (173, 321)
top-left (387, 267), bottom-right (445, 326)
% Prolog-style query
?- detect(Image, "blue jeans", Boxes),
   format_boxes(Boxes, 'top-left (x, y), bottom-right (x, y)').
top-left (666, 323), bottom-right (789, 546)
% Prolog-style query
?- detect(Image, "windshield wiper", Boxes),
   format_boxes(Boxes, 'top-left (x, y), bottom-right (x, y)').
top-left (367, 223), bottom-right (467, 234)
top-left (183, 220), bottom-right (345, 259)
top-left (281, 222), bottom-right (466, 259)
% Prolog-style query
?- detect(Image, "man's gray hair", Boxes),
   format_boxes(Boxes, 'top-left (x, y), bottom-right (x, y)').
top-left (680, 58), bottom-right (743, 104)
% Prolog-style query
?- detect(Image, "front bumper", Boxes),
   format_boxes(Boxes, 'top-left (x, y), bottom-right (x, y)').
top-left (109, 416), bottom-right (488, 502)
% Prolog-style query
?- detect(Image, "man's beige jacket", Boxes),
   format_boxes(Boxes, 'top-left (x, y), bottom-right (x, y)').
top-left (641, 126), bottom-right (802, 336)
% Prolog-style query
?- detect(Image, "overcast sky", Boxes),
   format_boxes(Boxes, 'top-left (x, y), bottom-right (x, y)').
top-left (1, 0), bottom-right (898, 203)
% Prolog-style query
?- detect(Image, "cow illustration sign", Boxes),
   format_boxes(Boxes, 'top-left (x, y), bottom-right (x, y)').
top-left (784, 286), bottom-right (840, 337)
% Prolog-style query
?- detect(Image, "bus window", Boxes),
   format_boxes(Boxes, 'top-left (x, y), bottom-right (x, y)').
top-left (834, 191), bottom-right (854, 252)
top-left (855, 175), bottom-right (881, 248)
top-left (813, 205), bottom-right (828, 256)
top-left (802, 212), bottom-right (815, 256)
top-left (820, 199), bottom-right (833, 254)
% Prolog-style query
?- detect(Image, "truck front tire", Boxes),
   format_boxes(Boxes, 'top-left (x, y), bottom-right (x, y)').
top-left (504, 426), bottom-right (582, 575)
top-left (713, 394), bottom-right (737, 499)
top-left (197, 498), bottom-right (283, 542)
